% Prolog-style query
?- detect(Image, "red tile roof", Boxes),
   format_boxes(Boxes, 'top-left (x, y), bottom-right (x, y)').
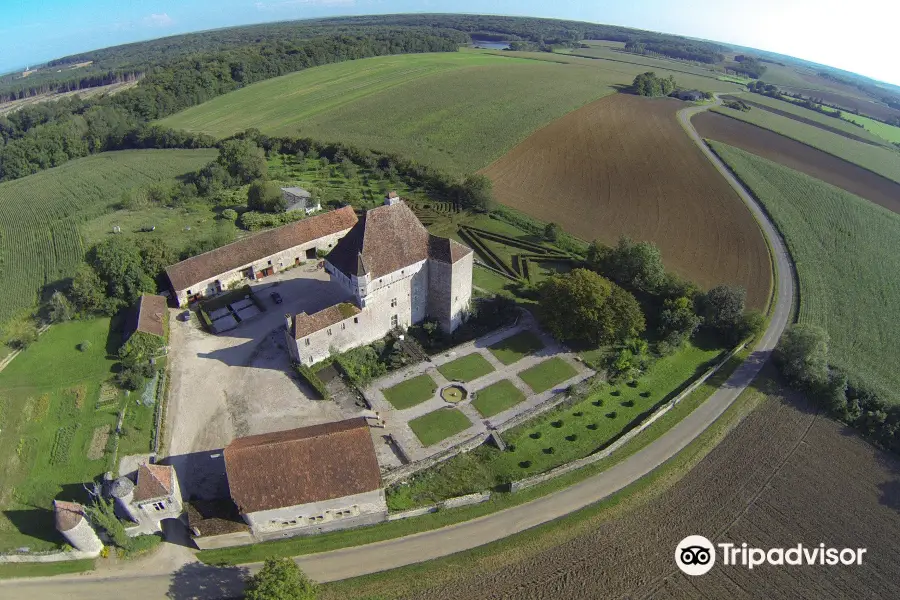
top-left (127, 294), bottom-right (167, 339)
top-left (327, 202), bottom-right (470, 279)
top-left (291, 303), bottom-right (360, 339)
top-left (224, 418), bottom-right (381, 513)
top-left (133, 463), bottom-right (175, 502)
top-left (54, 500), bottom-right (86, 532)
top-left (166, 206), bottom-right (358, 292)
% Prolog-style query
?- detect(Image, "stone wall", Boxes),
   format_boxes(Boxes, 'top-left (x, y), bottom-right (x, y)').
top-left (382, 432), bottom-right (491, 486)
top-left (0, 549), bottom-right (100, 563)
top-left (386, 492), bottom-right (492, 521)
top-left (244, 488), bottom-right (387, 536)
top-left (173, 227), bottom-right (352, 306)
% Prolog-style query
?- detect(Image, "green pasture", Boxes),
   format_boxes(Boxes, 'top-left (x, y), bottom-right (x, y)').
top-left (711, 105), bottom-right (900, 183)
top-left (0, 149), bottom-right (216, 325)
top-left (0, 318), bottom-right (155, 552)
top-left (841, 112), bottom-right (900, 144)
top-left (710, 141), bottom-right (900, 403)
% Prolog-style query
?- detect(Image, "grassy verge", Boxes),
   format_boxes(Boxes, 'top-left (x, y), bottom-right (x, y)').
top-left (408, 409), bottom-right (473, 447)
top-left (488, 331), bottom-right (545, 365)
top-left (198, 345), bottom-right (743, 566)
top-left (436, 353), bottom-right (495, 382)
top-left (381, 374), bottom-right (437, 410)
top-left (0, 559), bottom-right (95, 580)
top-left (471, 380), bottom-right (526, 418)
top-left (319, 359), bottom-right (767, 599)
top-left (517, 357), bottom-right (578, 393)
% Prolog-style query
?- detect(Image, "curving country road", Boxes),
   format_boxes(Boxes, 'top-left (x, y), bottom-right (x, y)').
top-left (2, 97), bottom-right (795, 599)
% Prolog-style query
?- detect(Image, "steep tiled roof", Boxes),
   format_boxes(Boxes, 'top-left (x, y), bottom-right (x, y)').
top-left (126, 294), bottom-right (167, 340)
top-left (224, 418), bottom-right (381, 513)
top-left (166, 206), bottom-right (358, 291)
top-left (54, 500), bottom-right (86, 532)
top-left (133, 463), bottom-right (175, 502)
top-left (291, 303), bottom-right (360, 339)
top-left (327, 202), bottom-right (470, 279)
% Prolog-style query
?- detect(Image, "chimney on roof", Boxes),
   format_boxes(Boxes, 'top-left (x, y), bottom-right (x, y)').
top-left (385, 191), bottom-right (400, 206)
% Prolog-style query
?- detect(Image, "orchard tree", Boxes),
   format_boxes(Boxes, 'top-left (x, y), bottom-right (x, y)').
top-left (90, 238), bottom-right (156, 308)
top-left (774, 324), bottom-right (830, 389)
top-left (217, 138), bottom-right (267, 184)
top-left (544, 222), bottom-right (561, 242)
top-left (247, 179), bottom-right (286, 213)
top-left (245, 558), bottom-right (318, 600)
top-left (658, 295), bottom-right (701, 345)
top-left (589, 236), bottom-right (665, 294)
top-left (538, 268), bottom-right (645, 346)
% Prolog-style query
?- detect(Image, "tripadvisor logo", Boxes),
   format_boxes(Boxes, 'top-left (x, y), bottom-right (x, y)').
top-left (675, 535), bottom-right (867, 576)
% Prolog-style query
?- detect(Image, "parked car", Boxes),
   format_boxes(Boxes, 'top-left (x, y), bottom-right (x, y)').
top-left (270, 291), bottom-right (283, 304)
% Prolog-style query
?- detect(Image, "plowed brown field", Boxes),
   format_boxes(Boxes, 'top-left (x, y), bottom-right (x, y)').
top-left (405, 381), bottom-right (900, 599)
top-left (482, 94), bottom-right (771, 310)
top-left (694, 111), bottom-right (900, 216)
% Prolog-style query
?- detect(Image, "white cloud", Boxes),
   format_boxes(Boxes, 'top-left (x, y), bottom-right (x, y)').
top-left (254, 0), bottom-right (356, 11)
top-left (143, 13), bottom-right (175, 28)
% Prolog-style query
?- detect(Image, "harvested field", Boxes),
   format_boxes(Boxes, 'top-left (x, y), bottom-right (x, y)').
top-left (694, 111), bottom-right (900, 215)
top-left (482, 94), bottom-right (771, 310)
top-left (393, 379), bottom-right (900, 599)
top-left (723, 95), bottom-right (884, 146)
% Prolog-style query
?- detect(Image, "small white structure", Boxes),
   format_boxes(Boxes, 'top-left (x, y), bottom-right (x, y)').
top-left (281, 187), bottom-right (321, 214)
top-left (285, 200), bottom-right (473, 366)
top-left (53, 500), bottom-right (102, 554)
top-left (165, 206), bottom-right (357, 306)
top-left (223, 418), bottom-right (387, 540)
top-left (109, 463), bottom-right (183, 536)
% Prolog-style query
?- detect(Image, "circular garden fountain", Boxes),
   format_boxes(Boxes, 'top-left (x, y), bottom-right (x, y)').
top-left (440, 384), bottom-right (468, 404)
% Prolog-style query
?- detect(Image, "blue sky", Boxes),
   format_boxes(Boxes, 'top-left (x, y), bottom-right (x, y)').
top-left (2, 0), bottom-right (897, 85)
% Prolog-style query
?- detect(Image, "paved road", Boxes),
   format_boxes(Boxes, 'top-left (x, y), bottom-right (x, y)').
top-left (2, 98), bottom-right (795, 599)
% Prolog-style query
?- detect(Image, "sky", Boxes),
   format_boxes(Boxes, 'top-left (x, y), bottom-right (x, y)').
top-left (1, 0), bottom-right (898, 85)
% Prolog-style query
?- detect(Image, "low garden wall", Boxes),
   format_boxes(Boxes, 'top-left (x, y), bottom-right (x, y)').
top-left (0, 549), bottom-right (99, 563)
top-left (509, 342), bottom-right (747, 492)
top-left (382, 432), bottom-right (491, 486)
top-left (387, 492), bottom-right (492, 521)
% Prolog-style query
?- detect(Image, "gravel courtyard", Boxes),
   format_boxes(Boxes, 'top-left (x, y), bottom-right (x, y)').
top-left (164, 266), bottom-right (366, 462)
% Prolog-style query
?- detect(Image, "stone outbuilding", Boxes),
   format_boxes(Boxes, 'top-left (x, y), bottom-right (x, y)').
top-left (124, 294), bottom-right (168, 343)
top-left (53, 500), bottom-right (102, 554)
top-left (109, 463), bottom-right (183, 536)
top-left (223, 418), bottom-right (386, 540)
top-left (285, 199), bottom-right (473, 365)
top-left (165, 206), bottom-right (358, 306)
top-left (281, 187), bottom-right (321, 214)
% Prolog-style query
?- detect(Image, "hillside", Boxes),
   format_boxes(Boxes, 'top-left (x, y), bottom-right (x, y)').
top-left (710, 141), bottom-right (900, 402)
top-left (481, 94), bottom-right (771, 310)
top-left (0, 149), bottom-right (216, 324)
top-left (159, 51), bottom-right (742, 175)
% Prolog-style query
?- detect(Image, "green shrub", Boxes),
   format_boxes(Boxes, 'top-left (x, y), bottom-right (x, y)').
top-left (221, 208), bottom-right (238, 221)
top-left (294, 364), bottom-right (330, 400)
top-left (77, 340), bottom-right (92, 352)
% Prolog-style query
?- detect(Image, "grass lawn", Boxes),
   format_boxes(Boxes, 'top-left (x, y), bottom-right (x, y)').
top-left (0, 559), bottom-right (95, 579)
top-left (517, 357), bottom-right (578, 393)
top-left (437, 353), bottom-right (495, 383)
top-left (382, 374), bottom-right (437, 410)
top-left (711, 105), bottom-right (900, 183)
top-left (196, 345), bottom-right (746, 567)
top-left (489, 331), bottom-right (545, 366)
top-left (408, 408), bottom-right (473, 447)
top-left (471, 380), bottom-right (526, 418)
top-left (0, 318), bottom-right (157, 552)
top-left (388, 341), bottom-right (722, 508)
top-left (710, 141), bottom-right (900, 403)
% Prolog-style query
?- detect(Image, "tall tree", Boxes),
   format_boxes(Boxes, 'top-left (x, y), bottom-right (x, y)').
top-left (775, 324), bottom-right (830, 389)
top-left (245, 558), bottom-right (318, 600)
top-left (218, 139), bottom-right (267, 184)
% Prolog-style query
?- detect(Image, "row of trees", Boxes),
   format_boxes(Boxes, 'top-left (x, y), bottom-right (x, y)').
top-left (732, 55), bottom-right (767, 79)
top-left (775, 324), bottom-right (900, 455)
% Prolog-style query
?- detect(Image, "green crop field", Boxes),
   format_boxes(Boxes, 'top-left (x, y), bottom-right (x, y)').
top-left (160, 50), bottom-right (741, 175)
top-left (711, 105), bottom-right (900, 183)
top-left (0, 149), bottom-right (216, 325)
top-left (735, 93), bottom-right (887, 144)
top-left (718, 74), bottom-right (752, 84)
top-left (841, 113), bottom-right (900, 144)
top-left (710, 141), bottom-right (900, 402)
top-left (0, 318), bottom-right (156, 552)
